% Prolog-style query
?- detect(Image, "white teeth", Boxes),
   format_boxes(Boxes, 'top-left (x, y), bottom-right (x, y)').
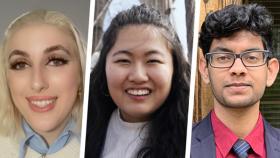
top-left (127, 89), bottom-right (150, 96)
top-left (30, 99), bottom-right (55, 108)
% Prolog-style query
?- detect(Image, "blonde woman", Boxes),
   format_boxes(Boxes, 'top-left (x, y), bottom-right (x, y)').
top-left (0, 10), bottom-right (85, 158)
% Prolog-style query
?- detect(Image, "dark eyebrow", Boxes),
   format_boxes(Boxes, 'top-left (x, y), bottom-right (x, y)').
top-left (112, 50), bottom-right (166, 57)
top-left (44, 45), bottom-right (71, 55)
top-left (112, 50), bottom-right (132, 57)
top-left (145, 50), bottom-right (165, 57)
top-left (8, 50), bottom-right (29, 59)
top-left (210, 47), bottom-right (234, 53)
top-left (211, 47), bottom-right (262, 53)
top-left (244, 48), bottom-right (262, 52)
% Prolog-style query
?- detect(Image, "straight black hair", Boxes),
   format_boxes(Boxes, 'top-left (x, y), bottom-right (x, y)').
top-left (85, 4), bottom-right (190, 158)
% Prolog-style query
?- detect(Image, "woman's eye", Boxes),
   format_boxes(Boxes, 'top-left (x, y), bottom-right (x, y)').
top-left (147, 59), bottom-right (162, 64)
top-left (10, 61), bottom-right (29, 70)
top-left (48, 57), bottom-right (68, 66)
top-left (115, 59), bottom-right (130, 64)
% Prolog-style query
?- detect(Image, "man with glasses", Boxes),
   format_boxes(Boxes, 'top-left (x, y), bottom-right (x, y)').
top-left (191, 4), bottom-right (280, 158)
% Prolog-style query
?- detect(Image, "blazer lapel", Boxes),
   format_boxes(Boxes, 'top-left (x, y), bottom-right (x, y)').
top-left (191, 114), bottom-right (216, 158)
top-left (264, 120), bottom-right (280, 158)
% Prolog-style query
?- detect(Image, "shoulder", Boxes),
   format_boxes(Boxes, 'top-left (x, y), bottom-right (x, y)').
top-left (263, 120), bottom-right (280, 138)
top-left (192, 113), bottom-right (212, 136)
top-left (51, 135), bottom-right (80, 158)
top-left (25, 134), bottom-right (80, 158)
top-left (191, 113), bottom-right (213, 145)
top-left (191, 114), bottom-right (216, 158)
top-left (262, 119), bottom-right (280, 156)
top-left (52, 134), bottom-right (80, 157)
top-left (0, 135), bottom-right (19, 158)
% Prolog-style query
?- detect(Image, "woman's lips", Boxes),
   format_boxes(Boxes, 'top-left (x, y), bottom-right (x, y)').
top-left (126, 88), bottom-right (151, 96)
top-left (125, 88), bottom-right (152, 101)
top-left (26, 96), bottom-right (57, 112)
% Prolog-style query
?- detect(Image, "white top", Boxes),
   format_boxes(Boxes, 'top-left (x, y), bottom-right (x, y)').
top-left (101, 109), bottom-right (149, 158)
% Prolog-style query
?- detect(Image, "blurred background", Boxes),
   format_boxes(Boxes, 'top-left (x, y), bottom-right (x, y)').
top-left (0, 0), bottom-right (90, 40)
top-left (92, 0), bottom-right (195, 67)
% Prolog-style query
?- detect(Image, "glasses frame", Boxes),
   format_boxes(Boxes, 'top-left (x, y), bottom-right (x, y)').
top-left (205, 50), bottom-right (272, 68)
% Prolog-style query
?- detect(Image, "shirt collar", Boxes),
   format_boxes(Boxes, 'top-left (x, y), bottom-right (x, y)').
top-left (244, 114), bottom-right (265, 157)
top-left (211, 110), bottom-right (265, 157)
top-left (19, 119), bottom-right (77, 158)
top-left (211, 111), bottom-right (238, 157)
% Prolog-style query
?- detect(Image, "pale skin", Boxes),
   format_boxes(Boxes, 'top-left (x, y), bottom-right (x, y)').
top-left (6, 23), bottom-right (81, 145)
top-left (199, 30), bottom-right (279, 138)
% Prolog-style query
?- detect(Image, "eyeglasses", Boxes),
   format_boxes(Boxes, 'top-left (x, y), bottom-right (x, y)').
top-left (205, 50), bottom-right (272, 68)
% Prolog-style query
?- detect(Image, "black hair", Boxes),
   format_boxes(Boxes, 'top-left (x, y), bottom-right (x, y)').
top-left (85, 4), bottom-right (190, 158)
top-left (199, 3), bottom-right (273, 56)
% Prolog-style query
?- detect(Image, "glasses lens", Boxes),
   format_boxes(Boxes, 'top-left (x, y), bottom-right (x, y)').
top-left (209, 53), bottom-right (234, 68)
top-left (242, 51), bottom-right (266, 67)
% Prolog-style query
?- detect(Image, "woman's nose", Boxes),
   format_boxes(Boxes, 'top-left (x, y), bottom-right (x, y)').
top-left (31, 67), bottom-right (49, 92)
top-left (128, 63), bottom-right (149, 83)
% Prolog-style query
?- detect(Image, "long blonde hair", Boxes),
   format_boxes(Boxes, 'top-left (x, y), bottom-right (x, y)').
top-left (0, 10), bottom-right (86, 138)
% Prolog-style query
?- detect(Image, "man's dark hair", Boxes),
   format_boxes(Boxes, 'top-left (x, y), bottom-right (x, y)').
top-left (199, 3), bottom-right (273, 55)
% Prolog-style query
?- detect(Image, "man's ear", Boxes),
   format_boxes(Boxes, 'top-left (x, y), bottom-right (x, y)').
top-left (199, 54), bottom-right (210, 84)
top-left (266, 58), bottom-right (279, 87)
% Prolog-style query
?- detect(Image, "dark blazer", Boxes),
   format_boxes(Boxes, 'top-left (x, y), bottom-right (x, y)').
top-left (191, 113), bottom-right (280, 158)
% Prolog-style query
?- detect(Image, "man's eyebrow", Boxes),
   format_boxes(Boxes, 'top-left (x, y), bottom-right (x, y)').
top-left (8, 50), bottom-right (29, 59)
top-left (244, 48), bottom-right (263, 52)
top-left (210, 47), bottom-right (234, 53)
top-left (210, 47), bottom-right (263, 53)
top-left (44, 45), bottom-right (71, 55)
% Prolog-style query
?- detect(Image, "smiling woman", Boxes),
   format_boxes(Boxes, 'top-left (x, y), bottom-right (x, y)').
top-left (86, 4), bottom-right (190, 158)
top-left (0, 10), bottom-right (85, 158)
top-left (105, 25), bottom-right (174, 123)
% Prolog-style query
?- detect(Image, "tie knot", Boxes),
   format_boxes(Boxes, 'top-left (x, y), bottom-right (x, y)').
top-left (232, 139), bottom-right (251, 158)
